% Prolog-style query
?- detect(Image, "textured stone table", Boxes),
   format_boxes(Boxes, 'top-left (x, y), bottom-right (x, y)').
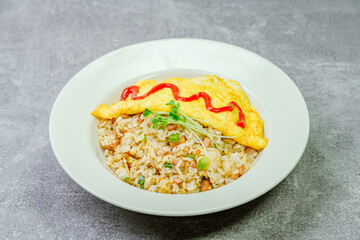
top-left (1, 0), bottom-right (359, 239)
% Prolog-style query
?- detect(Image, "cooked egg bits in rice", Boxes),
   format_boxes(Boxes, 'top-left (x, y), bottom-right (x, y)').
top-left (92, 76), bottom-right (268, 194)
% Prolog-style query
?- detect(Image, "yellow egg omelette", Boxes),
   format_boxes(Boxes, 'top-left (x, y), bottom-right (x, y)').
top-left (91, 75), bottom-right (268, 150)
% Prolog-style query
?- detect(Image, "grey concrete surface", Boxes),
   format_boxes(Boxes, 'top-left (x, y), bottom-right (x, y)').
top-left (1, 0), bottom-right (359, 239)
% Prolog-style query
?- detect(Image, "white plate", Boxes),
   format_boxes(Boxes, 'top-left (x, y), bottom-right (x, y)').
top-left (49, 39), bottom-right (309, 216)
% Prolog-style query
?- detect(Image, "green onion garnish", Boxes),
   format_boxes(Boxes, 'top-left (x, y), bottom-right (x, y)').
top-left (110, 126), bottom-right (113, 131)
top-left (163, 162), bottom-right (173, 169)
top-left (138, 175), bottom-right (145, 189)
top-left (168, 133), bottom-right (180, 142)
top-left (187, 154), bottom-right (195, 159)
top-left (142, 101), bottom-right (232, 153)
top-left (143, 109), bottom-right (152, 117)
top-left (197, 157), bottom-right (210, 170)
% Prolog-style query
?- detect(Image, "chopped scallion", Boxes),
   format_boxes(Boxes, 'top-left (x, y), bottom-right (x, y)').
top-left (143, 108), bottom-right (152, 117)
top-left (168, 133), bottom-right (180, 142)
top-left (197, 157), bottom-right (210, 170)
top-left (163, 162), bottom-right (173, 169)
top-left (138, 175), bottom-right (145, 189)
top-left (187, 154), bottom-right (195, 159)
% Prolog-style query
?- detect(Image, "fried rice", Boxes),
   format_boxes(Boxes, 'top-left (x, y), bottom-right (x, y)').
top-left (96, 113), bottom-right (258, 194)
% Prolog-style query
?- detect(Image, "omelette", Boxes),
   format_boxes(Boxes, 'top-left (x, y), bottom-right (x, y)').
top-left (92, 75), bottom-right (268, 150)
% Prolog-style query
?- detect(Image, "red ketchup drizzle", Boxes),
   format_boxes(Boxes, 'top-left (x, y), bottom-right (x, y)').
top-left (121, 83), bottom-right (245, 128)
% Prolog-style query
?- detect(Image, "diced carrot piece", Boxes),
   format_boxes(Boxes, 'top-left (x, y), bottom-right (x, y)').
top-left (195, 149), bottom-right (201, 156)
top-left (231, 173), bottom-right (239, 179)
top-left (167, 124), bottom-right (178, 131)
top-left (239, 165), bottom-right (246, 176)
top-left (111, 139), bottom-right (120, 148)
top-left (200, 178), bottom-right (211, 192)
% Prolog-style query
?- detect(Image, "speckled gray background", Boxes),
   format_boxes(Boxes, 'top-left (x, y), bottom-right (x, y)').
top-left (1, 0), bottom-right (359, 239)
